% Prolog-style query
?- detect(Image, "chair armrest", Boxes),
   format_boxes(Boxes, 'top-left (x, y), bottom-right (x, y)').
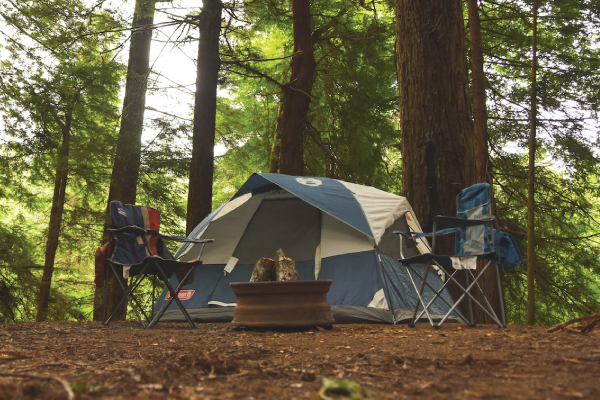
top-left (393, 228), bottom-right (457, 239)
top-left (157, 234), bottom-right (214, 244)
top-left (107, 226), bottom-right (214, 244)
top-left (393, 230), bottom-right (419, 238)
top-left (107, 225), bottom-right (147, 235)
top-left (433, 215), bottom-right (496, 228)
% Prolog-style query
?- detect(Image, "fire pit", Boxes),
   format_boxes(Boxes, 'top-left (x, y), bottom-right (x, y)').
top-left (230, 280), bottom-right (334, 329)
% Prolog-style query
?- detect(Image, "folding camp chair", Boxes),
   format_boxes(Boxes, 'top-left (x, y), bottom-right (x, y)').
top-left (102, 201), bottom-right (213, 329)
top-left (396, 183), bottom-right (522, 329)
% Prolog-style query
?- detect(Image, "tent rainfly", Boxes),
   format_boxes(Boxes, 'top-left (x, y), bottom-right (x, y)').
top-left (156, 173), bottom-right (454, 324)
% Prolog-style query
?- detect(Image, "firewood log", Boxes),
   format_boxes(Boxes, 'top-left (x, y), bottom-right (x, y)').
top-left (274, 249), bottom-right (300, 281)
top-left (249, 258), bottom-right (275, 282)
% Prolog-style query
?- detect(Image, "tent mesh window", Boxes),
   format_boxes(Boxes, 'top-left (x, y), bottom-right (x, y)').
top-left (232, 198), bottom-right (321, 264)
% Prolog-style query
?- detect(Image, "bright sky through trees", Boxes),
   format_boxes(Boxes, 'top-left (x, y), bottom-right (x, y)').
top-left (93, 0), bottom-right (228, 156)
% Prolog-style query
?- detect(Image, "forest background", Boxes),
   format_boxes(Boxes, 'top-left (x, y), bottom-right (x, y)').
top-left (0, 0), bottom-right (599, 327)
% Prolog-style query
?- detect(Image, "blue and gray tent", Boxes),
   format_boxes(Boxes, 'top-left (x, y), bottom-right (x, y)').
top-left (156, 173), bottom-right (454, 324)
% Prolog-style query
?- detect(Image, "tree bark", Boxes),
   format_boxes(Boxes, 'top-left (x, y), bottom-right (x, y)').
top-left (527, 0), bottom-right (539, 326)
top-left (396, 0), bottom-right (477, 318)
top-left (467, 0), bottom-right (501, 323)
top-left (186, 0), bottom-right (223, 235)
top-left (106, 0), bottom-right (157, 208)
top-left (97, 0), bottom-right (158, 321)
top-left (275, 0), bottom-right (316, 176)
top-left (467, 0), bottom-right (490, 185)
top-left (268, 104), bottom-right (283, 173)
top-left (36, 112), bottom-right (72, 322)
top-left (396, 0), bottom-right (477, 234)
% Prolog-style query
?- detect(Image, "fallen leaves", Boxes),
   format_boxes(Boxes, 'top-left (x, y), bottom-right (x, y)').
top-left (1, 322), bottom-right (599, 400)
top-left (178, 349), bottom-right (240, 377)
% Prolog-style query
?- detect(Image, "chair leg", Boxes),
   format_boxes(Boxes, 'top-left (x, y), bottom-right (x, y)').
top-left (146, 263), bottom-right (198, 329)
top-left (405, 263), bottom-right (471, 328)
top-left (406, 263), bottom-right (436, 328)
top-left (126, 274), bottom-right (155, 323)
top-left (103, 264), bottom-right (130, 326)
top-left (495, 263), bottom-right (507, 328)
top-left (414, 267), bottom-right (471, 325)
top-left (464, 271), bottom-right (476, 327)
top-left (440, 261), bottom-right (504, 327)
top-left (102, 263), bottom-right (109, 322)
top-left (466, 267), bottom-right (505, 328)
top-left (151, 275), bottom-right (157, 321)
top-left (103, 264), bottom-right (151, 328)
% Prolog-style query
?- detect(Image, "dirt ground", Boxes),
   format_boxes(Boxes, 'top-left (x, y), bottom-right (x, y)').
top-left (1, 321), bottom-right (599, 400)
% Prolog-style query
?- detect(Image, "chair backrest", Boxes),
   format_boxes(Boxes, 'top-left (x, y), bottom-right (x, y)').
top-left (456, 182), bottom-right (491, 220)
top-left (454, 184), bottom-right (523, 270)
top-left (109, 201), bottom-right (165, 265)
top-left (455, 183), bottom-right (493, 256)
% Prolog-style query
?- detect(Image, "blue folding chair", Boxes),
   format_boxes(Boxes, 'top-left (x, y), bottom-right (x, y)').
top-left (102, 201), bottom-right (213, 328)
top-left (396, 183), bottom-right (522, 329)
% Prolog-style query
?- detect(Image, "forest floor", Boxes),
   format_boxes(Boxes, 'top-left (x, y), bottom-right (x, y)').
top-left (0, 321), bottom-right (599, 400)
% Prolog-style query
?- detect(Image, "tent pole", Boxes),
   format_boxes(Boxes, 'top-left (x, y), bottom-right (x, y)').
top-left (376, 248), bottom-right (397, 324)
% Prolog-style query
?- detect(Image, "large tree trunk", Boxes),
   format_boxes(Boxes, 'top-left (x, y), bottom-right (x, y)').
top-left (396, 0), bottom-right (476, 234)
top-left (467, 0), bottom-right (501, 323)
top-left (96, 0), bottom-right (157, 321)
top-left (396, 0), bottom-right (477, 319)
top-left (37, 115), bottom-right (72, 322)
top-left (527, 0), bottom-right (539, 326)
top-left (467, 0), bottom-right (490, 185)
top-left (274, 0), bottom-right (316, 176)
top-left (186, 0), bottom-right (223, 235)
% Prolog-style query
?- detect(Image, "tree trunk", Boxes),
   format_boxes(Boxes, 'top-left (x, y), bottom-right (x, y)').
top-left (467, 0), bottom-right (501, 323)
top-left (527, 0), bottom-right (539, 326)
top-left (396, 0), bottom-right (477, 318)
top-left (97, 0), bottom-right (157, 321)
top-left (396, 0), bottom-right (476, 234)
top-left (107, 0), bottom-right (157, 208)
top-left (268, 103), bottom-right (283, 173)
top-left (186, 0), bottom-right (223, 235)
top-left (36, 115), bottom-right (72, 322)
top-left (275, 0), bottom-right (316, 176)
top-left (467, 0), bottom-right (490, 185)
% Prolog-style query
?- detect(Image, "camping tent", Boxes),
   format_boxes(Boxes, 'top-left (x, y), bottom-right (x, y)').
top-left (156, 173), bottom-right (454, 324)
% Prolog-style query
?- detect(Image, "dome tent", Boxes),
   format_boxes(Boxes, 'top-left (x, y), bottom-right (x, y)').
top-left (155, 173), bottom-right (454, 324)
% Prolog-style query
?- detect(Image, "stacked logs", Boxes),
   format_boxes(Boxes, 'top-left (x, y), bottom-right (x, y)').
top-left (249, 249), bottom-right (300, 282)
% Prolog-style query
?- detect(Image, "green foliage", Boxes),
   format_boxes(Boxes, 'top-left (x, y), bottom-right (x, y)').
top-left (0, 219), bottom-right (89, 322)
top-left (495, 156), bottom-right (600, 324)
top-left (0, 0), bottom-right (126, 321)
top-left (137, 117), bottom-right (192, 237)
top-left (479, 0), bottom-right (600, 323)
top-left (0, 222), bottom-right (39, 322)
top-left (217, 0), bottom-right (401, 192)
